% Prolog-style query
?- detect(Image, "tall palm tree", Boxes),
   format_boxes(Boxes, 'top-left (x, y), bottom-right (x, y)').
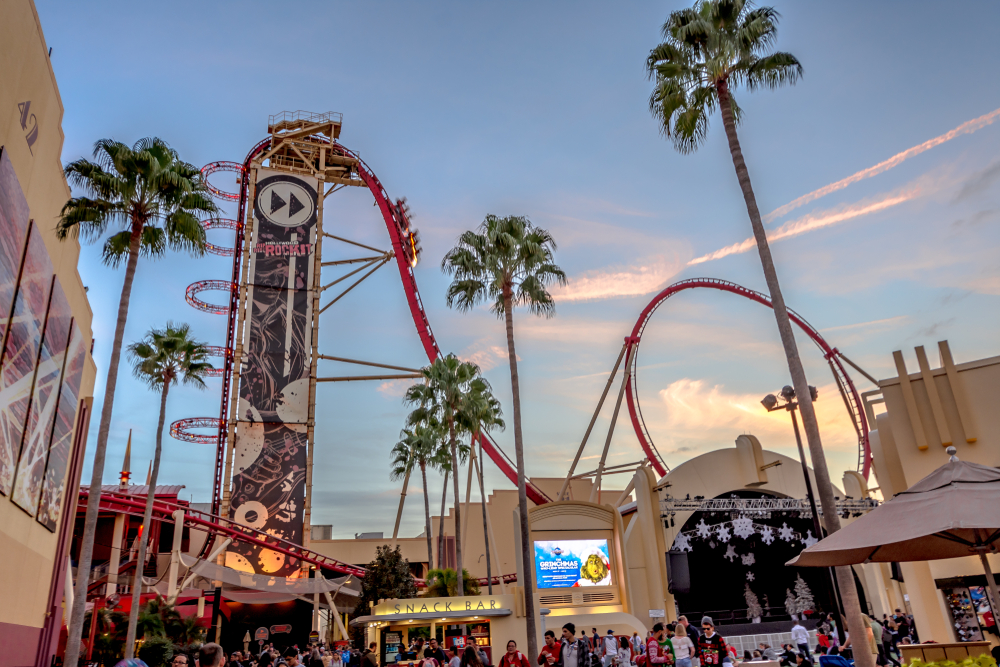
top-left (442, 215), bottom-right (565, 655)
top-left (645, 3), bottom-right (870, 664)
top-left (122, 323), bottom-right (211, 657)
top-left (390, 418), bottom-right (449, 568)
top-left (404, 355), bottom-right (482, 598)
top-left (59, 138), bottom-right (216, 667)
top-left (458, 379), bottom-right (505, 594)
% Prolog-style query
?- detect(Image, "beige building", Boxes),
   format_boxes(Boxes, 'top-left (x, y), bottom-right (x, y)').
top-left (0, 1), bottom-right (98, 665)
top-left (865, 342), bottom-right (999, 644)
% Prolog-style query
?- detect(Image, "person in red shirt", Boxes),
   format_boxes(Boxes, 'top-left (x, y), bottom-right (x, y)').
top-left (539, 631), bottom-right (562, 667)
top-left (499, 641), bottom-right (531, 667)
top-left (646, 623), bottom-right (675, 666)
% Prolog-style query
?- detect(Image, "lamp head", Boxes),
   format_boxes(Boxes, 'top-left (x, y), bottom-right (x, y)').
top-left (780, 385), bottom-right (795, 400)
top-left (761, 394), bottom-right (778, 411)
top-left (809, 385), bottom-right (819, 402)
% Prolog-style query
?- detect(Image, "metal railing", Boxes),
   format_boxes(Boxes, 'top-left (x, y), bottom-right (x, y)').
top-left (268, 110), bottom-right (343, 128)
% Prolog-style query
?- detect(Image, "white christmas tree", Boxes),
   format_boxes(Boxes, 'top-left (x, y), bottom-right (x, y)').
top-left (785, 588), bottom-right (798, 620)
top-left (794, 574), bottom-right (815, 615)
top-left (745, 583), bottom-right (763, 621)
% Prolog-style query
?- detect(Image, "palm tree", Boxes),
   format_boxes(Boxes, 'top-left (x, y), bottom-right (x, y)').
top-left (423, 568), bottom-right (481, 597)
top-left (390, 418), bottom-right (449, 568)
top-left (458, 378), bottom-right (505, 594)
top-left (645, 3), bottom-right (870, 664)
top-left (59, 138), bottom-right (216, 667)
top-left (404, 355), bottom-right (482, 598)
top-left (122, 323), bottom-right (211, 657)
top-left (442, 215), bottom-right (566, 656)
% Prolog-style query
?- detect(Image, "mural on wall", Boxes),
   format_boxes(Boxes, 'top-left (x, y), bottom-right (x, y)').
top-left (36, 324), bottom-right (85, 532)
top-left (13, 278), bottom-right (72, 515)
top-left (0, 225), bottom-right (53, 496)
top-left (228, 169), bottom-right (317, 577)
top-left (0, 147), bottom-right (86, 529)
top-left (0, 149), bottom-right (31, 353)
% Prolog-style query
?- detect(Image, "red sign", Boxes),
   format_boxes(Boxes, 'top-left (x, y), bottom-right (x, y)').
top-left (256, 627), bottom-right (269, 641)
top-left (271, 624), bottom-right (293, 634)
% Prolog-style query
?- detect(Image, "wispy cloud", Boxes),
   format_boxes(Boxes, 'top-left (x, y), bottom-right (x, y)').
top-left (689, 186), bottom-right (921, 265)
top-left (552, 255), bottom-right (687, 302)
top-left (460, 338), bottom-right (515, 371)
top-left (377, 379), bottom-right (412, 398)
top-left (765, 107), bottom-right (1000, 222)
top-left (819, 315), bottom-right (909, 333)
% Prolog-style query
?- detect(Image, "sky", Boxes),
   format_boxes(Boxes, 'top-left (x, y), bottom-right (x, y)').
top-left (36, 0), bottom-right (1000, 539)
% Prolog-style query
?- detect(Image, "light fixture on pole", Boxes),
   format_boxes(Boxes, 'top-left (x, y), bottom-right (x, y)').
top-left (762, 385), bottom-right (845, 638)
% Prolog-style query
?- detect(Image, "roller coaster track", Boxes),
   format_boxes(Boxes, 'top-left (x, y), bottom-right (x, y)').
top-left (624, 278), bottom-right (874, 480)
top-left (79, 488), bottom-right (517, 586)
top-left (178, 134), bottom-right (551, 533)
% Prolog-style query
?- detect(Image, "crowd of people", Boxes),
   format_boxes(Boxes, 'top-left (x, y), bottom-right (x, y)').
top-left (141, 608), bottom-right (923, 667)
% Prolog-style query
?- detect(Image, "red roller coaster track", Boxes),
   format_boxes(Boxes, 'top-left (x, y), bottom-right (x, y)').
top-left (186, 136), bottom-right (552, 523)
top-left (79, 489), bottom-right (517, 587)
top-left (623, 277), bottom-right (873, 480)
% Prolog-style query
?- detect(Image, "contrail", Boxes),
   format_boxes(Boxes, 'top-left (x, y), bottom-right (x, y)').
top-left (764, 107), bottom-right (1000, 223)
top-left (689, 188), bottom-right (920, 265)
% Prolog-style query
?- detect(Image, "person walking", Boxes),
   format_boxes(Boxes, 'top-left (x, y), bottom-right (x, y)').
top-left (646, 622), bottom-right (674, 667)
top-left (603, 631), bottom-right (620, 667)
top-left (539, 631), bottom-right (562, 667)
top-left (464, 646), bottom-right (485, 667)
top-left (617, 636), bottom-right (632, 667)
top-left (790, 620), bottom-right (810, 657)
top-left (498, 641), bottom-right (531, 667)
top-left (670, 624), bottom-right (693, 667)
top-left (631, 633), bottom-right (644, 658)
top-left (694, 618), bottom-right (727, 667)
top-left (562, 623), bottom-right (593, 667)
top-left (425, 639), bottom-right (448, 666)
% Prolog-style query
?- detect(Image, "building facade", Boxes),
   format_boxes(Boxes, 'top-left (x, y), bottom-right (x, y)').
top-left (0, 1), bottom-right (98, 665)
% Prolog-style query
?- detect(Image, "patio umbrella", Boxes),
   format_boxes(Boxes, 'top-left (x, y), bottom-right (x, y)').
top-left (788, 448), bottom-right (1000, 618)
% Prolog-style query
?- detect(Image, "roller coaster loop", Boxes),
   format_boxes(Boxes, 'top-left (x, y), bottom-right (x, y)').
top-left (185, 279), bottom-right (235, 315)
top-left (201, 218), bottom-right (240, 257)
top-left (624, 277), bottom-right (873, 481)
top-left (201, 161), bottom-right (245, 202)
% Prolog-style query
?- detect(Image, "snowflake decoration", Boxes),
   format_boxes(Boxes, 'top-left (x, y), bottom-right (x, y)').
top-left (724, 544), bottom-right (738, 562)
top-left (717, 524), bottom-right (732, 543)
top-left (695, 518), bottom-right (713, 540)
top-left (673, 532), bottom-right (693, 552)
top-left (747, 571), bottom-right (755, 581)
top-left (741, 552), bottom-right (756, 566)
top-left (760, 525), bottom-right (775, 545)
top-left (802, 530), bottom-right (819, 548)
top-left (709, 540), bottom-right (717, 549)
top-left (732, 517), bottom-right (756, 540)
top-left (778, 522), bottom-right (796, 542)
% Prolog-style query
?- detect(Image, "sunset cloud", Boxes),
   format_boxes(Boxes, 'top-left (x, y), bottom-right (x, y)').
top-left (552, 255), bottom-right (686, 302)
top-left (765, 106), bottom-right (1000, 222)
top-left (644, 379), bottom-right (860, 465)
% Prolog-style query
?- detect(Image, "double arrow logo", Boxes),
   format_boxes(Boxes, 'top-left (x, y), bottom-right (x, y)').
top-left (270, 189), bottom-right (305, 218)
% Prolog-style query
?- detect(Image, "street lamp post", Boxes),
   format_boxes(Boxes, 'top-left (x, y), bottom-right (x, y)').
top-left (762, 386), bottom-right (846, 642)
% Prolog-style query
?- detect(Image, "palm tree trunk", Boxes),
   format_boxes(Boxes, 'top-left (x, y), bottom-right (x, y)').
top-left (421, 462), bottom-right (434, 570)
top-left (476, 432), bottom-right (493, 595)
top-left (502, 291), bottom-right (537, 659)
top-left (438, 469), bottom-right (449, 569)
top-left (717, 80), bottom-right (873, 667)
top-left (66, 232), bottom-right (142, 667)
top-left (124, 381), bottom-right (169, 657)
top-left (449, 416), bottom-right (464, 596)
